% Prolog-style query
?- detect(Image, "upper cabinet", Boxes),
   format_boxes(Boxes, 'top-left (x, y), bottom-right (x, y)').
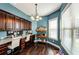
top-left (0, 11), bottom-right (6, 30)
top-left (6, 14), bottom-right (15, 30)
top-left (20, 19), bottom-right (32, 30)
top-left (21, 19), bottom-right (23, 30)
top-left (15, 17), bottom-right (21, 31)
top-left (27, 21), bottom-right (30, 30)
top-left (0, 10), bottom-right (32, 31)
top-left (24, 20), bottom-right (29, 30)
top-left (24, 20), bottom-right (32, 30)
top-left (29, 22), bottom-right (32, 30)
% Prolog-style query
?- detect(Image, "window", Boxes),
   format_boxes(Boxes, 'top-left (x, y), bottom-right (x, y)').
top-left (60, 4), bottom-right (72, 52)
top-left (61, 4), bottom-right (79, 55)
top-left (72, 4), bottom-right (79, 54)
top-left (49, 17), bottom-right (58, 40)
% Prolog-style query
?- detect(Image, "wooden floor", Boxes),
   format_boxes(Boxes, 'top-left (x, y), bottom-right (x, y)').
top-left (16, 42), bottom-right (59, 55)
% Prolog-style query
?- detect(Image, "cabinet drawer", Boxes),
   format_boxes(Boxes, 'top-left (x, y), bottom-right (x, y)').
top-left (0, 47), bottom-right (7, 51)
top-left (0, 51), bottom-right (5, 55)
top-left (0, 44), bottom-right (6, 48)
top-left (0, 44), bottom-right (8, 55)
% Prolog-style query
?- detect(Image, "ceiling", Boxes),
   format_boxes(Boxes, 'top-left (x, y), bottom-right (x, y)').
top-left (11, 3), bottom-right (61, 16)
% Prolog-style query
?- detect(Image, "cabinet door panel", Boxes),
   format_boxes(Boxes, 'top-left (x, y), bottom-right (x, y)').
top-left (0, 11), bottom-right (6, 30)
top-left (27, 21), bottom-right (29, 30)
top-left (6, 14), bottom-right (14, 30)
top-left (24, 21), bottom-right (27, 30)
top-left (15, 17), bottom-right (21, 31)
top-left (23, 20), bottom-right (26, 30)
top-left (29, 22), bottom-right (32, 30)
top-left (21, 19), bottom-right (24, 30)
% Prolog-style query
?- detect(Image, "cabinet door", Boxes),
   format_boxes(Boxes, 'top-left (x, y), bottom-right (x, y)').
top-left (0, 44), bottom-right (8, 55)
top-left (24, 21), bottom-right (27, 30)
top-left (23, 20), bottom-right (25, 30)
top-left (23, 20), bottom-right (26, 30)
top-left (20, 19), bottom-right (23, 30)
top-left (21, 19), bottom-right (24, 30)
top-left (15, 17), bottom-right (21, 31)
top-left (6, 14), bottom-right (15, 30)
top-left (0, 11), bottom-right (6, 30)
top-left (27, 21), bottom-right (32, 30)
top-left (29, 22), bottom-right (32, 30)
top-left (27, 21), bottom-right (29, 30)
top-left (28, 21), bottom-right (29, 30)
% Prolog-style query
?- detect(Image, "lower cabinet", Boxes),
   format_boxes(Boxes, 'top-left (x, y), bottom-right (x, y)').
top-left (20, 38), bottom-right (26, 51)
top-left (6, 14), bottom-right (15, 30)
top-left (0, 11), bottom-right (6, 30)
top-left (0, 44), bottom-right (8, 55)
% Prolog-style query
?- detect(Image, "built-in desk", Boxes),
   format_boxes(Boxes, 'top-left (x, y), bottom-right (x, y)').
top-left (0, 38), bottom-right (12, 45)
top-left (7, 35), bottom-right (31, 54)
top-left (0, 38), bottom-right (12, 55)
top-left (0, 34), bottom-right (32, 55)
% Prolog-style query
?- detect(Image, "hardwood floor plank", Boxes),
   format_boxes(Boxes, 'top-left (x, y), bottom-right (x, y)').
top-left (16, 42), bottom-right (59, 55)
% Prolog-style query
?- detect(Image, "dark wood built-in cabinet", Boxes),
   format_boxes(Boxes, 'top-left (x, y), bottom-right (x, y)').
top-left (24, 20), bottom-right (28, 30)
top-left (0, 11), bottom-right (6, 30)
top-left (15, 17), bottom-right (21, 31)
top-left (0, 44), bottom-right (8, 55)
top-left (21, 19), bottom-right (24, 30)
top-left (6, 14), bottom-right (15, 30)
top-left (0, 10), bottom-right (32, 31)
top-left (0, 42), bottom-right (11, 55)
top-left (24, 20), bottom-right (32, 30)
top-left (29, 22), bottom-right (32, 30)
top-left (20, 38), bottom-right (26, 51)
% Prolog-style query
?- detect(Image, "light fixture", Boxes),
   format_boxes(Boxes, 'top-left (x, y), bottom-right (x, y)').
top-left (31, 4), bottom-right (42, 21)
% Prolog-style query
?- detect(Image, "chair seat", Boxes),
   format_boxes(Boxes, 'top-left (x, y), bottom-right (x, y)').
top-left (8, 45), bottom-right (15, 49)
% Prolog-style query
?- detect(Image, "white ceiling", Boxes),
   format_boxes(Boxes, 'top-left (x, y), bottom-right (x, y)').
top-left (11, 3), bottom-right (61, 16)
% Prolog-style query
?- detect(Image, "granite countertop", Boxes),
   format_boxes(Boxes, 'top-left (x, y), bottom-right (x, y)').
top-left (8, 35), bottom-right (31, 49)
top-left (0, 35), bottom-right (30, 49)
top-left (0, 37), bottom-right (12, 45)
top-left (0, 36), bottom-right (23, 45)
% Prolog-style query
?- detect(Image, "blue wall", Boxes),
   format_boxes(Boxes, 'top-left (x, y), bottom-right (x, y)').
top-left (37, 16), bottom-right (48, 35)
top-left (36, 9), bottom-right (61, 46)
top-left (32, 21), bottom-right (37, 34)
top-left (60, 3), bottom-right (68, 12)
top-left (0, 31), bottom-right (7, 38)
top-left (37, 16), bottom-right (48, 27)
top-left (47, 4), bottom-right (68, 54)
top-left (48, 3), bottom-right (69, 54)
top-left (0, 3), bottom-right (68, 54)
top-left (48, 10), bottom-right (60, 19)
top-left (0, 3), bottom-right (37, 37)
top-left (0, 3), bottom-right (31, 21)
top-left (48, 10), bottom-right (61, 46)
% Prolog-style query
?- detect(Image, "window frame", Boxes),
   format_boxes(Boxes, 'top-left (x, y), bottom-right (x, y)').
top-left (60, 4), bottom-right (74, 54)
top-left (48, 17), bottom-right (58, 40)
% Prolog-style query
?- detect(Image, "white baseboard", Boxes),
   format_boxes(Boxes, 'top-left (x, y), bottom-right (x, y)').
top-left (34, 40), bottom-right (60, 49)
